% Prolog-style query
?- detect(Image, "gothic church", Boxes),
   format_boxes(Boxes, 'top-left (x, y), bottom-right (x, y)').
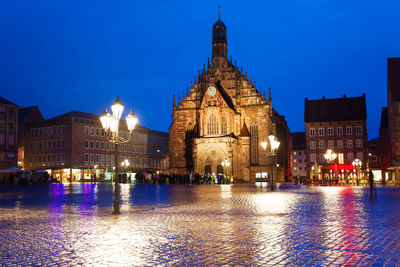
top-left (169, 15), bottom-right (291, 182)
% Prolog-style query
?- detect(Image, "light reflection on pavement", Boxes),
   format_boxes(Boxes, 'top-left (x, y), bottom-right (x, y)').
top-left (0, 183), bottom-right (399, 266)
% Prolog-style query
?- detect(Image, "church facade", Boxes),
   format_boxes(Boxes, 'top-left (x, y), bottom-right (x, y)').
top-left (169, 16), bottom-right (291, 182)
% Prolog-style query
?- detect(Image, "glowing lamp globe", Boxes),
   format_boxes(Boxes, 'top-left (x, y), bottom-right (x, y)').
top-left (126, 109), bottom-right (138, 132)
top-left (111, 96), bottom-right (124, 119)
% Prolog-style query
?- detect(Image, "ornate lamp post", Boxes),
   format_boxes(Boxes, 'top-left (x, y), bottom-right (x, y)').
top-left (324, 149), bottom-right (337, 186)
top-left (352, 159), bottom-right (362, 186)
top-left (100, 97), bottom-right (138, 214)
top-left (221, 158), bottom-right (230, 176)
top-left (121, 159), bottom-right (130, 183)
top-left (261, 135), bottom-right (280, 191)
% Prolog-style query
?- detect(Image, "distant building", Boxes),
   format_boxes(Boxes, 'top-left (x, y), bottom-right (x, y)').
top-left (291, 132), bottom-right (306, 181)
top-left (0, 97), bottom-right (19, 169)
top-left (304, 95), bottom-right (368, 184)
top-left (379, 107), bottom-right (391, 182)
top-left (169, 15), bottom-right (291, 182)
top-left (367, 137), bottom-right (382, 181)
top-left (386, 57), bottom-right (400, 184)
top-left (24, 111), bottom-right (168, 182)
top-left (18, 106), bottom-right (44, 169)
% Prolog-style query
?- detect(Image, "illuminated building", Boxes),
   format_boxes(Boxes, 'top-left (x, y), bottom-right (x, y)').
top-left (169, 14), bottom-right (291, 181)
top-left (291, 132), bottom-right (306, 181)
top-left (0, 97), bottom-right (18, 169)
top-left (23, 111), bottom-right (168, 182)
top-left (304, 95), bottom-right (368, 184)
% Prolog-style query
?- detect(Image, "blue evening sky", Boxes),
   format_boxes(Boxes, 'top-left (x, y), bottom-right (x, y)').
top-left (1, 0), bottom-right (399, 138)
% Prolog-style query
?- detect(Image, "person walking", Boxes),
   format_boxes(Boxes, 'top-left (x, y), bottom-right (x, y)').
top-left (368, 171), bottom-right (374, 196)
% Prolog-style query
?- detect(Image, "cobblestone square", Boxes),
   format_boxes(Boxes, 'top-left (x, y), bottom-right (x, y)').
top-left (0, 184), bottom-right (400, 266)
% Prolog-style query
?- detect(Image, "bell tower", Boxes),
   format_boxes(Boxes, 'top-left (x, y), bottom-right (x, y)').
top-left (212, 10), bottom-right (227, 60)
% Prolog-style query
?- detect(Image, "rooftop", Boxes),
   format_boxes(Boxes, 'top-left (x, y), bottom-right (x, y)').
top-left (304, 94), bottom-right (367, 123)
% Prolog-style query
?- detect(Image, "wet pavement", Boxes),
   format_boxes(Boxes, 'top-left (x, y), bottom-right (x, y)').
top-left (0, 183), bottom-right (400, 266)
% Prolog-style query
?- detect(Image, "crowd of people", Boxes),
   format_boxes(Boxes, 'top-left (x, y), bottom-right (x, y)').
top-left (135, 172), bottom-right (234, 185)
top-left (0, 171), bottom-right (54, 185)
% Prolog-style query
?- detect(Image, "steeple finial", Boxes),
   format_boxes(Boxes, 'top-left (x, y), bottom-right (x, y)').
top-left (218, 5), bottom-right (221, 18)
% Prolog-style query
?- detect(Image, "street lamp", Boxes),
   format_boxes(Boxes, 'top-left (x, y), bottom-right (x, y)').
top-left (324, 149), bottom-right (337, 186)
top-left (94, 164), bottom-right (98, 182)
top-left (352, 159), bottom-right (362, 186)
top-left (261, 134), bottom-right (280, 191)
top-left (100, 96), bottom-right (138, 214)
top-left (121, 159), bottom-right (130, 184)
top-left (221, 158), bottom-right (230, 176)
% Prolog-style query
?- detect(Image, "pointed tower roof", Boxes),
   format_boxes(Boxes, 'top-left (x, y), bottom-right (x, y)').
top-left (240, 121), bottom-right (250, 137)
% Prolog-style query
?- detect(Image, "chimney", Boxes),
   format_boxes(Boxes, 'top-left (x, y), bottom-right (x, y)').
top-left (343, 94), bottom-right (346, 98)
top-left (322, 96), bottom-right (325, 99)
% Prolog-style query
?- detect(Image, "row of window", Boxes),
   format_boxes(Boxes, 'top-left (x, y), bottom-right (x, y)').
top-left (0, 107), bottom-right (15, 116)
top-left (84, 126), bottom-right (168, 144)
top-left (0, 152), bottom-right (15, 161)
top-left (310, 152), bottom-right (363, 164)
top-left (84, 154), bottom-right (167, 168)
top-left (206, 113), bottom-right (228, 135)
top-left (29, 153), bottom-right (65, 166)
top-left (0, 134), bottom-right (15, 146)
top-left (84, 140), bottom-right (163, 154)
top-left (30, 140), bottom-right (65, 150)
top-left (30, 125), bottom-right (66, 137)
top-left (309, 126), bottom-right (362, 137)
top-left (0, 120), bottom-right (15, 131)
top-left (310, 139), bottom-right (363, 149)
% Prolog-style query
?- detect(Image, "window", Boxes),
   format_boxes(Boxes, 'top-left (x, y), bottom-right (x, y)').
top-left (356, 152), bottom-right (363, 161)
top-left (356, 139), bottom-right (363, 148)
top-left (337, 140), bottom-right (343, 148)
top-left (9, 122), bottom-right (14, 130)
top-left (310, 141), bottom-right (316, 149)
top-left (207, 114), bottom-right (218, 135)
top-left (9, 108), bottom-right (14, 116)
top-left (221, 114), bottom-right (227, 134)
top-left (337, 127), bottom-right (343, 136)
top-left (328, 140), bottom-right (334, 148)
top-left (294, 167), bottom-right (297, 171)
top-left (85, 126), bottom-right (89, 135)
top-left (338, 153), bottom-right (344, 164)
top-left (91, 127), bottom-right (95, 136)
top-left (85, 140), bottom-right (89, 149)
top-left (371, 155), bottom-right (377, 162)
top-left (85, 154), bottom-right (89, 165)
top-left (90, 141), bottom-right (94, 149)
top-left (299, 159), bottom-right (302, 163)
top-left (319, 141), bottom-right (325, 149)
top-left (347, 152), bottom-right (353, 162)
top-left (101, 155), bottom-right (105, 166)
top-left (96, 141), bottom-right (99, 150)
top-left (327, 128), bottom-right (333, 136)
top-left (90, 154), bottom-right (94, 164)
top-left (346, 127), bottom-right (352, 135)
top-left (8, 135), bottom-right (14, 145)
top-left (101, 142), bottom-right (105, 150)
top-left (106, 143), bottom-right (109, 151)
top-left (319, 154), bottom-right (325, 163)
top-left (355, 126), bottom-right (362, 135)
top-left (318, 128), bottom-right (324, 136)
top-left (294, 159), bottom-right (297, 164)
top-left (347, 140), bottom-right (353, 148)
top-left (310, 154), bottom-right (316, 162)
top-left (106, 155), bottom-right (110, 166)
top-left (309, 128), bottom-right (315, 137)
top-left (96, 154), bottom-right (100, 164)
top-left (96, 128), bottom-right (100, 136)
top-left (293, 152), bottom-right (297, 155)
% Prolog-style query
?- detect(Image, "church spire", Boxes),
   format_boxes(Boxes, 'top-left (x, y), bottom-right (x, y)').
top-left (212, 6), bottom-right (227, 60)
